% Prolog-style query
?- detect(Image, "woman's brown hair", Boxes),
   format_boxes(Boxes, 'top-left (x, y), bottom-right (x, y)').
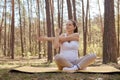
top-left (70, 20), bottom-right (78, 33)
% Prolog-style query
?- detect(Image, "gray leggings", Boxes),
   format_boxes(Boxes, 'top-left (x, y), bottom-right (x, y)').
top-left (54, 54), bottom-right (96, 70)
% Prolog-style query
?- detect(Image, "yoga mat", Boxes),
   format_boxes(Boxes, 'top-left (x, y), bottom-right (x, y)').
top-left (11, 65), bottom-right (120, 73)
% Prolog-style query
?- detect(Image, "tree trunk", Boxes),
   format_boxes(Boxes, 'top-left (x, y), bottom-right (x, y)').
top-left (0, 4), bottom-right (5, 46)
top-left (18, 0), bottom-right (24, 57)
top-left (27, 0), bottom-right (32, 52)
top-left (41, 1), bottom-right (47, 58)
top-left (36, 0), bottom-right (41, 59)
top-left (66, 0), bottom-right (72, 19)
top-left (82, 0), bottom-right (85, 55)
top-left (82, 0), bottom-right (89, 55)
top-left (103, 0), bottom-right (117, 63)
top-left (45, 0), bottom-right (53, 62)
top-left (50, 0), bottom-right (57, 56)
top-left (88, 5), bottom-right (91, 46)
top-left (22, 1), bottom-right (26, 54)
top-left (117, 0), bottom-right (120, 57)
top-left (10, 0), bottom-right (15, 59)
top-left (7, 14), bottom-right (11, 57)
top-left (4, 0), bottom-right (7, 56)
top-left (98, 0), bottom-right (103, 34)
top-left (57, 0), bottom-right (60, 28)
top-left (57, 0), bottom-right (63, 33)
top-left (84, 0), bottom-right (89, 55)
top-left (72, 0), bottom-right (77, 21)
top-left (60, 0), bottom-right (63, 33)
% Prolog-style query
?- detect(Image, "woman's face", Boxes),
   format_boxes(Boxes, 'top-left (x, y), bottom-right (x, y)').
top-left (65, 20), bottom-right (75, 33)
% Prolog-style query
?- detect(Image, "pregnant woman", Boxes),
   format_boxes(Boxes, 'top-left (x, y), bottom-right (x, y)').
top-left (38, 20), bottom-right (96, 73)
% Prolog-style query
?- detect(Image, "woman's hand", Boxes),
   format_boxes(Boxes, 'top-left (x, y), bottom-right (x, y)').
top-left (55, 28), bottom-right (61, 36)
top-left (53, 28), bottom-right (61, 49)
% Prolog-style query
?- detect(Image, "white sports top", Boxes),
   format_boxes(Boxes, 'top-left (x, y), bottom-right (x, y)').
top-left (59, 33), bottom-right (79, 62)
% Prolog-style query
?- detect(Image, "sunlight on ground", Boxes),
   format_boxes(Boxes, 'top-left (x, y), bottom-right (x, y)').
top-left (0, 57), bottom-right (57, 69)
top-left (0, 57), bottom-right (120, 69)
top-left (0, 57), bottom-right (119, 80)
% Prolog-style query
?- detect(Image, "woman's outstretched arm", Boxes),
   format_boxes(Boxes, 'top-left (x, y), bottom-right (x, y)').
top-left (37, 30), bottom-right (79, 49)
top-left (37, 28), bottom-right (61, 49)
top-left (37, 36), bottom-right (54, 42)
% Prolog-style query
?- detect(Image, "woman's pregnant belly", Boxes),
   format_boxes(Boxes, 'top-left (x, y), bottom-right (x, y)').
top-left (60, 50), bottom-right (78, 62)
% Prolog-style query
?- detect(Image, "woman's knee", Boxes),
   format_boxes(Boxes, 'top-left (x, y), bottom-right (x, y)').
top-left (88, 53), bottom-right (97, 60)
top-left (54, 54), bottom-right (63, 62)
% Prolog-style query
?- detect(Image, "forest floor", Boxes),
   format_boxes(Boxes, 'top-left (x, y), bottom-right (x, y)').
top-left (0, 56), bottom-right (120, 80)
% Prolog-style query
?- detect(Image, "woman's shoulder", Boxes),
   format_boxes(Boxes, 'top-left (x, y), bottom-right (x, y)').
top-left (71, 33), bottom-right (79, 37)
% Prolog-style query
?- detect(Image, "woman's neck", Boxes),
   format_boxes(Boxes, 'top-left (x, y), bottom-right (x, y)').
top-left (67, 31), bottom-right (74, 35)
